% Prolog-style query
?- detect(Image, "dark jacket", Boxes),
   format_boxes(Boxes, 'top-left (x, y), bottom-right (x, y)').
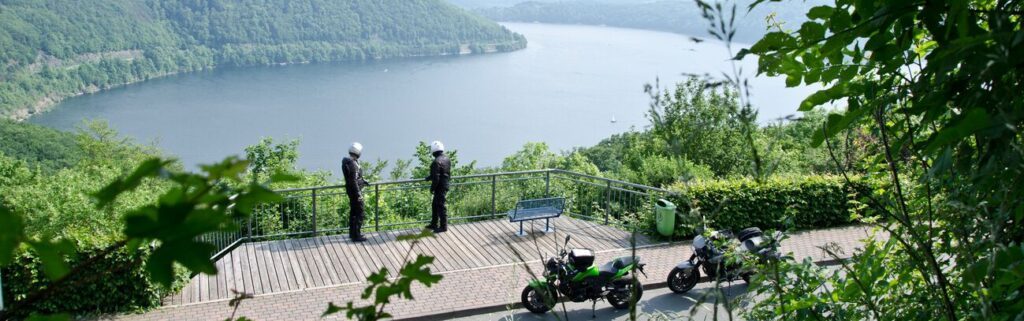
top-left (342, 156), bottom-right (369, 197)
top-left (425, 153), bottom-right (451, 193)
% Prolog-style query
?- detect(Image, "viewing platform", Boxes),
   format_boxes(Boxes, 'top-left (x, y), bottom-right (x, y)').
top-left (167, 215), bottom-right (653, 305)
top-left (107, 169), bottom-right (882, 321)
top-left (170, 169), bottom-right (672, 305)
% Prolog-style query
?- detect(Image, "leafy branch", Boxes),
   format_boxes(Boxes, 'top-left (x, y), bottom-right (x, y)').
top-left (322, 228), bottom-right (443, 321)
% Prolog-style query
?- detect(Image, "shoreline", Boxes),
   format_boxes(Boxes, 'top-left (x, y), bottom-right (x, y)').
top-left (9, 41), bottom-right (526, 123)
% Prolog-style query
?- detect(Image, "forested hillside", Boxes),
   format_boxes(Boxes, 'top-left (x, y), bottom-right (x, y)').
top-left (0, 0), bottom-right (526, 120)
top-left (475, 0), bottom-right (824, 42)
top-left (0, 118), bottom-right (84, 172)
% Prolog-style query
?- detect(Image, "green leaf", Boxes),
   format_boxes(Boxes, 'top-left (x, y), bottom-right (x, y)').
top-left (94, 158), bottom-right (169, 208)
top-left (799, 84), bottom-right (848, 111)
top-left (750, 31), bottom-right (798, 54)
top-left (798, 22), bottom-right (826, 41)
top-left (807, 6), bottom-right (834, 20)
top-left (399, 254), bottom-right (443, 288)
top-left (924, 108), bottom-right (992, 153)
top-left (786, 74), bottom-right (802, 87)
top-left (733, 48), bottom-right (752, 60)
top-left (233, 184), bottom-right (283, 215)
top-left (811, 107), bottom-right (869, 147)
top-left (322, 302), bottom-right (345, 317)
top-left (0, 204), bottom-right (25, 266)
top-left (147, 240), bottom-right (217, 286)
top-left (26, 314), bottom-right (71, 321)
top-left (28, 239), bottom-right (77, 280)
top-left (200, 157), bottom-right (249, 181)
top-left (123, 208), bottom-right (162, 239)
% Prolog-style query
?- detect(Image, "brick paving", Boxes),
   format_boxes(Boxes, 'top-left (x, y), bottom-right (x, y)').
top-left (103, 225), bottom-right (883, 321)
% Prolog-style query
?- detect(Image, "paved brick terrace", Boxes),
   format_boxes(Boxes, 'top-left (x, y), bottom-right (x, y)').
top-left (105, 221), bottom-right (882, 321)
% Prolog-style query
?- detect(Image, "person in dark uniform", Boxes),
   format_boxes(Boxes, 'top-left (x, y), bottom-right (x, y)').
top-left (342, 142), bottom-right (370, 242)
top-left (424, 140), bottom-right (451, 233)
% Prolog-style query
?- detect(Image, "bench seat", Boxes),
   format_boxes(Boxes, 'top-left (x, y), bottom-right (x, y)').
top-left (508, 197), bottom-right (564, 236)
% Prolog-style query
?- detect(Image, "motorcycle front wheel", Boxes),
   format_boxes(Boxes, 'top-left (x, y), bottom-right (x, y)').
top-left (667, 267), bottom-right (700, 294)
top-left (521, 285), bottom-right (556, 314)
top-left (607, 278), bottom-right (643, 310)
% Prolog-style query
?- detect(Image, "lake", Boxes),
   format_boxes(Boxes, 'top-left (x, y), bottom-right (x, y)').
top-left (31, 23), bottom-right (815, 175)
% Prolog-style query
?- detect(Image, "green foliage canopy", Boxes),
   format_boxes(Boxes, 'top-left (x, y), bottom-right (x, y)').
top-left (733, 0), bottom-right (1024, 320)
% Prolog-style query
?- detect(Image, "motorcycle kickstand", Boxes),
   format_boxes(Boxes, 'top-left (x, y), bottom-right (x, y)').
top-left (591, 299), bottom-right (597, 319)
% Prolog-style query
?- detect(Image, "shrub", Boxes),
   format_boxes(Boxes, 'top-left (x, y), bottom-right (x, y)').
top-left (0, 247), bottom-right (180, 319)
top-left (663, 175), bottom-right (872, 236)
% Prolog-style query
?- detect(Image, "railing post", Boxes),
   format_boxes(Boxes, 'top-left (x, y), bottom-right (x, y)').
top-left (545, 171), bottom-right (551, 198)
top-left (491, 175), bottom-right (497, 217)
top-left (374, 185), bottom-right (380, 231)
top-left (604, 180), bottom-right (611, 225)
top-left (279, 202), bottom-right (287, 229)
top-left (247, 213), bottom-right (253, 240)
top-left (311, 189), bottom-right (318, 236)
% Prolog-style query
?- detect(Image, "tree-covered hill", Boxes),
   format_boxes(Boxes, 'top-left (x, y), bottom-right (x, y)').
top-left (474, 0), bottom-right (824, 43)
top-left (0, 118), bottom-right (84, 172)
top-left (0, 0), bottom-right (526, 120)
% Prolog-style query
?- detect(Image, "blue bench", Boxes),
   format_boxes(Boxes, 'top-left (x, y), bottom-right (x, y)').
top-left (508, 197), bottom-right (565, 236)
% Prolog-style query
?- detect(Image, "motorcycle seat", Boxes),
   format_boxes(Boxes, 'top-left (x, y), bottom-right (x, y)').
top-left (600, 256), bottom-right (640, 275)
top-left (598, 261), bottom-right (619, 278)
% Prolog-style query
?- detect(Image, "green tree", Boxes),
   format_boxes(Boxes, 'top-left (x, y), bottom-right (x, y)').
top-left (411, 141), bottom-right (474, 178)
top-left (645, 77), bottom-right (752, 177)
top-left (501, 142), bottom-right (560, 171)
top-left (728, 0), bottom-right (1024, 320)
top-left (244, 137), bottom-right (300, 183)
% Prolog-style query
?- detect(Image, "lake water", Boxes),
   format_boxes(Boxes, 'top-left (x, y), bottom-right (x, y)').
top-left (32, 23), bottom-right (815, 174)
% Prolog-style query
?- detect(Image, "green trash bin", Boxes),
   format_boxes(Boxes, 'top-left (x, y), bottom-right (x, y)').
top-left (655, 199), bottom-right (677, 236)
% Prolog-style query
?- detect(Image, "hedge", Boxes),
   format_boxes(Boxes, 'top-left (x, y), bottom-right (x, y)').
top-left (661, 175), bottom-right (872, 237)
top-left (0, 247), bottom-right (182, 319)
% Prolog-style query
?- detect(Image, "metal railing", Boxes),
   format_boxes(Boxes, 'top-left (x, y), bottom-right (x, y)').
top-left (203, 169), bottom-right (673, 259)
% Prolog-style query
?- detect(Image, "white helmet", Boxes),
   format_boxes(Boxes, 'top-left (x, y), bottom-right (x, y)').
top-left (348, 142), bottom-right (363, 157)
top-left (430, 140), bottom-right (445, 154)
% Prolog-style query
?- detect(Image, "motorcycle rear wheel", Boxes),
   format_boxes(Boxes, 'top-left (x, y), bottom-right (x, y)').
top-left (521, 285), bottom-right (556, 314)
top-left (607, 277), bottom-right (643, 309)
top-left (667, 267), bottom-right (700, 294)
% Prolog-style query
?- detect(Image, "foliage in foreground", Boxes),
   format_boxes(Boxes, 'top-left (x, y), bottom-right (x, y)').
top-left (723, 0), bottom-right (1024, 319)
top-left (0, 156), bottom-right (289, 320)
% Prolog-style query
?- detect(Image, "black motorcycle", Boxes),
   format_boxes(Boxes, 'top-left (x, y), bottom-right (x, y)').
top-left (521, 235), bottom-right (647, 314)
top-left (666, 227), bottom-right (778, 293)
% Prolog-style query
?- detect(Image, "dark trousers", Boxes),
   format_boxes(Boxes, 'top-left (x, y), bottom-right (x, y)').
top-left (430, 189), bottom-right (448, 229)
top-left (348, 194), bottom-right (365, 238)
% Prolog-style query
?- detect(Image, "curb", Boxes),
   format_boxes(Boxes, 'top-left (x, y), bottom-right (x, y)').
top-left (395, 257), bottom-right (847, 321)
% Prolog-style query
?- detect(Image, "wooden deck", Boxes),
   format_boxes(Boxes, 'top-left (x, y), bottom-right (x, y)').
top-left (165, 216), bottom-right (653, 305)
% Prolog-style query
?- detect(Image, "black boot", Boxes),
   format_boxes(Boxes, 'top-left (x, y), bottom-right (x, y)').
top-left (352, 235), bottom-right (368, 242)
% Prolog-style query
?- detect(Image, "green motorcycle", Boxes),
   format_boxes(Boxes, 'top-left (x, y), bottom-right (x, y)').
top-left (521, 235), bottom-right (646, 314)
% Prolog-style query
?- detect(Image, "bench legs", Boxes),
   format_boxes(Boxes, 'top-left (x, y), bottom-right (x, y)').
top-left (516, 219), bottom-right (557, 237)
top-left (544, 218), bottom-right (555, 233)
